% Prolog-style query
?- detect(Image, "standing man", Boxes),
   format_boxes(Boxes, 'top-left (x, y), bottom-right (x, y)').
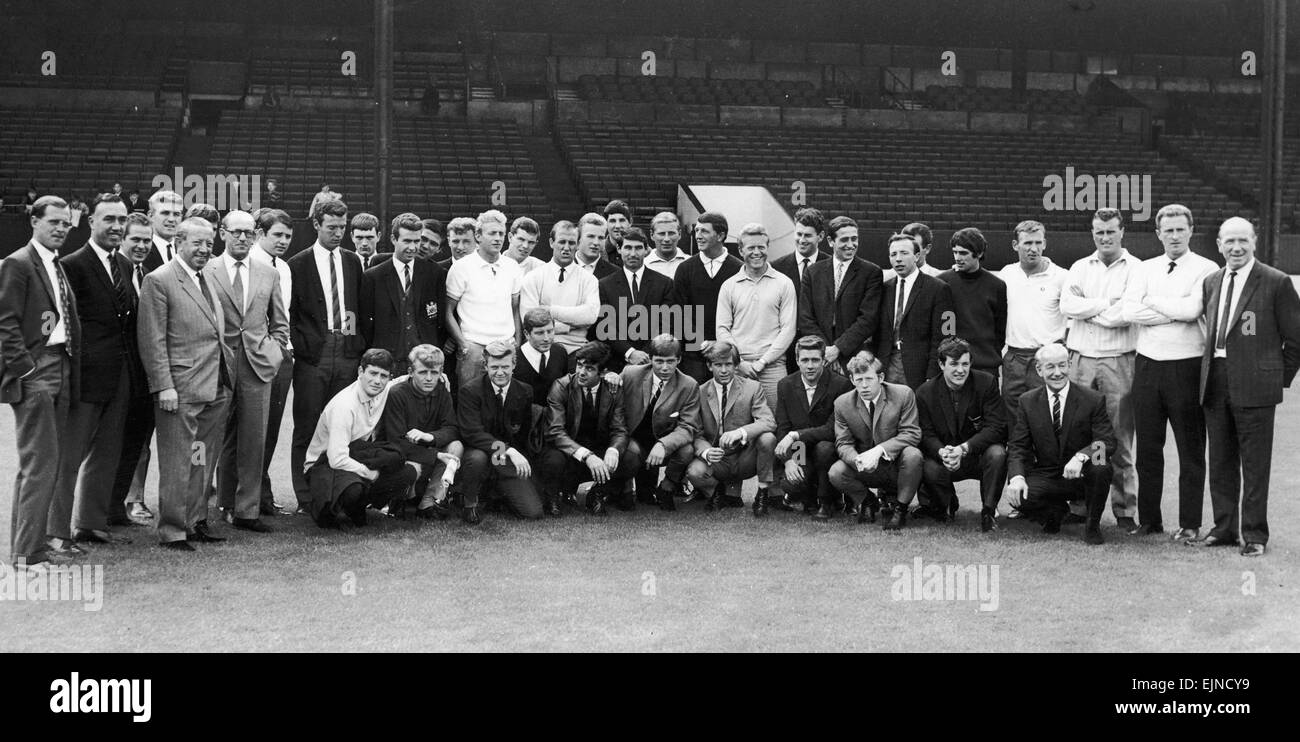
top-left (350, 213), bottom-right (381, 270)
top-left (113, 213), bottom-right (158, 523)
top-left (360, 212), bottom-right (446, 377)
top-left (1, 196), bottom-right (82, 566)
top-left (716, 222), bottom-right (797, 410)
top-left (774, 336), bottom-right (853, 516)
top-left (595, 227), bottom-right (678, 371)
top-left (1121, 204), bottom-right (1218, 539)
top-left (937, 227), bottom-right (1006, 378)
top-left (137, 217), bottom-right (235, 551)
top-left (882, 222), bottom-right (943, 283)
top-left (439, 217), bottom-right (476, 270)
top-left (644, 212), bottom-right (690, 279)
top-left (249, 208), bottom-right (294, 515)
top-left (144, 190), bottom-right (184, 273)
top-left (504, 216), bottom-right (545, 276)
top-left (520, 219), bottom-right (599, 359)
top-left (287, 198), bottom-right (365, 511)
top-left (445, 209), bottom-right (523, 388)
top-left (602, 199), bottom-right (632, 268)
top-left (208, 210), bottom-right (289, 534)
top-left (774, 207), bottom-right (831, 326)
top-left (1194, 216), bottom-right (1300, 557)
top-left (418, 218), bottom-right (445, 262)
top-left (1059, 208), bottom-right (1138, 532)
top-left (60, 194), bottom-right (138, 546)
top-left (673, 211), bottom-right (741, 382)
top-left (797, 215), bottom-right (883, 375)
top-left (997, 220), bottom-right (1067, 418)
top-left (876, 233), bottom-right (954, 389)
top-left (620, 334), bottom-right (701, 510)
top-left (574, 213), bottom-right (619, 279)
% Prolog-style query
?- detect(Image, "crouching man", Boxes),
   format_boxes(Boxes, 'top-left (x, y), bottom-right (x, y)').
top-left (303, 349), bottom-right (418, 528)
top-left (378, 344), bottom-right (463, 518)
top-left (620, 334), bottom-right (701, 511)
top-left (827, 351), bottom-right (923, 530)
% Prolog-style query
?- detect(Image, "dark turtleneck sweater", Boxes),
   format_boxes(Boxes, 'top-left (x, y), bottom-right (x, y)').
top-left (937, 267), bottom-right (1007, 372)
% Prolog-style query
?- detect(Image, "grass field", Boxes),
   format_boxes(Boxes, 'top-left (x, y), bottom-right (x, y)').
top-left (1, 390), bottom-right (1298, 653)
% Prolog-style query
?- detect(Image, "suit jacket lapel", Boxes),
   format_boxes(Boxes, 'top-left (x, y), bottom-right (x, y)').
top-left (386, 264), bottom-right (402, 316)
top-left (175, 262), bottom-right (221, 333)
top-left (208, 262), bottom-right (240, 317)
top-left (1228, 267), bottom-right (1261, 338)
top-left (26, 246), bottom-right (57, 308)
top-left (1206, 270), bottom-right (1224, 343)
top-left (1056, 386), bottom-right (1081, 457)
top-left (901, 275), bottom-right (922, 323)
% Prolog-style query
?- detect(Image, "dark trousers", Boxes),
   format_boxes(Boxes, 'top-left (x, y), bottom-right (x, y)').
top-left (1203, 359), bottom-right (1275, 545)
top-left (1020, 463), bottom-right (1112, 527)
top-left (63, 369), bottom-right (131, 534)
top-left (458, 448), bottom-right (543, 518)
top-left (625, 437), bottom-right (694, 497)
top-left (921, 444), bottom-right (1008, 511)
top-left (540, 445), bottom-right (639, 504)
top-left (1133, 354), bottom-right (1206, 530)
top-left (828, 446), bottom-right (923, 505)
top-left (680, 352), bottom-right (710, 384)
top-left (260, 351), bottom-right (293, 509)
top-left (775, 439), bottom-right (837, 508)
top-left (109, 388), bottom-right (154, 521)
top-left (8, 348), bottom-right (72, 563)
top-left (291, 334), bottom-right (359, 506)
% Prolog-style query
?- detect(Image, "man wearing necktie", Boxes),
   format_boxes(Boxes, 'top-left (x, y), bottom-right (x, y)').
top-left (112, 213), bottom-right (160, 524)
top-left (455, 340), bottom-right (540, 523)
top-left (619, 334), bottom-right (701, 511)
top-left (876, 233), bottom-right (954, 390)
top-left (797, 215), bottom-right (884, 377)
top-left (350, 213), bottom-right (380, 270)
top-left (593, 227), bottom-right (679, 372)
top-left (360, 213), bottom-right (446, 378)
top-left (1004, 344), bottom-right (1115, 545)
top-left (1, 196), bottom-right (83, 567)
top-left (137, 217), bottom-right (235, 551)
top-left (774, 336), bottom-right (853, 516)
top-left (207, 210), bottom-right (289, 534)
top-left (772, 208), bottom-right (830, 371)
top-left (144, 190), bottom-right (183, 273)
top-left (1194, 217), bottom-right (1300, 557)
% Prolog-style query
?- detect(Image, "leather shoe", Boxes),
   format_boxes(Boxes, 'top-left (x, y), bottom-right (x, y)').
top-left (462, 505), bottom-right (482, 525)
top-left (1188, 534), bottom-right (1238, 548)
top-left (48, 538), bottom-right (85, 556)
top-left (1240, 542), bottom-right (1265, 557)
top-left (752, 488), bottom-right (769, 517)
top-left (1042, 517), bottom-right (1061, 534)
top-left (588, 493), bottom-right (608, 516)
top-left (1084, 527), bottom-right (1105, 545)
top-left (260, 502), bottom-right (288, 517)
top-left (1134, 523), bottom-right (1163, 535)
top-left (980, 508), bottom-right (997, 532)
top-left (73, 528), bottom-right (131, 545)
top-left (656, 488), bottom-right (677, 512)
top-left (233, 518), bottom-right (274, 533)
top-left (814, 503), bottom-right (835, 520)
top-left (162, 540), bottom-right (196, 552)
top-left (771, 493), bottom-right (796, 512)
top-left (187, 525), bottom-right (225, 543)
top-left (1115, 516), bottom-right (1137, 532)
top-left (881, 504), bottom-right (906, 531)
top-left (34, 551), bottom-right (77, 566)
top-left (614, 491), bottom-right (635, 512)
top-left (683, 488), bottom-right (707, 504)
top-left (704, 491), bottom-right (719, 512)
top-left (1170, 528), bottom-right (1198, 542)
top-left (127, 503), bottom-right (154, 521)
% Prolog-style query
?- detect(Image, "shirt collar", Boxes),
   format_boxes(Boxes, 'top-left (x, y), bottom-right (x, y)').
top-left (88, 240), bottom-right (113, 261)
top-left (624, 266), bottom-right (643, 282)
top-left (646, 249), bottom-right (687, 264)
top-left (1088, 248), bottom-right (1132, 265)
top-left (176, 259), bottom-right (202, 283)
top-left (1227, 258), bottom-right (1256, 278)
top-left (30, 239), bottom-right (57, 262)
top-left (221, 252), bottom-right (247, 270)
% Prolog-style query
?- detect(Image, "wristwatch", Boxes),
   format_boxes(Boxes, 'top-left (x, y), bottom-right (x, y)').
top-left (1073, 451), bottom-right (1089, 463)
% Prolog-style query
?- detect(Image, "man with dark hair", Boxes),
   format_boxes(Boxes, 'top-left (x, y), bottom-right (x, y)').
top-left (1005, 343), bottom-right (1116, 545)
top-left (541, 341), bottom-right (635, 515)
top-left (288, 198), bottom-right (364, 512)
top-left (876, 233), bottom-right (955, 389)
top-left (621, 333), bottom-right (701, 510)
top-left (419, 218), bottom-right (445, 262)
top-left (938, 227), bottom-right (1006, 378)
top-left (379, 344), bottom-right (463, 518)
top-left (515, 308), bottom-right (569, 407)
top-left (673, 211), bottom-right (741, 382)
top-left (250, 208), bottom-right (295, 515)
top-left (685, 340), bottom-right (777, 514)
top-left (602, 199), bottom-right (632, 267)
top-left (596, 226), bottom-right (678, 371)
top-left (1, 195), bottom-right (83, 566)
top-left (883, 222), bottom-right (943, 282)
top-left (456, 340), bottom-right (541, 523)
top-left (113, 213), bottom-right (158, 523)
top-left (505, 216), bottom-right (545, 275)
top-left (798, 215), bottom-right (883, 375)
top-left (350, 212), bottom-right (381, 270)
top-left (775, 335), bottom-right (852, 516)
top-left (360, 212), bottom-right (446, 377)
top-left (303, 348), bottom-right (417, 529)
top-left (828, 350), bottom-right (923, 530)
top-left (773, 207), bottom-right (830, 305)
top-left (914, 337), bottom-right (1008, 531)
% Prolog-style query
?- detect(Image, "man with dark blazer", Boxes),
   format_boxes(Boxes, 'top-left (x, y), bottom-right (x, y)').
top-left (876, 232), bottom-right (955, 389)
top-left (456, 340), bottom-right (540, 523)
top-left (1, 196), bottom-right (82, 566)
top-left (360, 213), bottom-right (446, 377)
top-left (1194, 217), bottom-right (1300, 556)
top-left (287, 198), bottom-right (364, 511)
top-left (915, 337), bottom-right (1008, 532)
top-left (516, 308), bottom-right (570, 407)
top-left (774, 335), bottom-right (853, 515)
top-left (59, 194), bottom-right (140, 546)
top-left (112, 213), bottom-right (158, 523)
top-left (673, 212), bottom-right (742, 382)
top-left (1005, 343), bottom-right (1115, 545)
top-left (798, 215), bottom-right (883, 374)
top-left (620, 334), bottom-right (701, 510)
top-left (773, 209), bottom-right (831, 370)
top-left (595, 227), bottom-right (678, 372)
top-left (540, 342), bottom-right (635, 515)
top-left (137, 217), bottom-right (235, 551)
top-left (828, 350), bottom-right (923, 529)
top-left (207, 210), bottom-right (289, 534)
top-left (143, 190), bottom-right (184, 273)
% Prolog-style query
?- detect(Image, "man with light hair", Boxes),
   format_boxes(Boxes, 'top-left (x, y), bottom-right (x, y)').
top-left (439, 217), bottom-right (478, 270)
top-left (644, 211), bottom-right (690, 279)
top-left (574, 212), bottom-right (618, 279)
top-left (520, 219), bottom-right (599, 357)
top-left (379, 344), bottom-right (463, 518)
top-left (716, 222), bottom-right (797, 411)
top-left (998, 220), bottom-right (1067, 419)
top-left (445, 210), bottom-right (523, 387)
top-left (145, 189), bottom-right (184, 271)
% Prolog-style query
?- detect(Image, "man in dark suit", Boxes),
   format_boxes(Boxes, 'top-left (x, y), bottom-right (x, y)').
top-left (876, 233), bottom-right (955, 389)
top-left (515, 308), bottom-right (570, 407)
top-left (828, 350), bottom-right (923, 529)
top-left (207, 210), bottom-right (289, 534)
top-left (350, 212), bottom-right (381, 270)
top-left (620, 334), bottom-right (701, 510)
top-left (137, 217), bottom-right (235, 551)
top-left (540, 342), bottom-right (635, 515)
top-left (59, 194), bottom-right (139, 546)
top-left (143, 190), bottom-right (184, 273)
top-left (774, 335), bottom-right (852, 516)
top-left (798, 215), bottom-right (883, 374)
top-left (250, 208), bottom-right (295, 516)
top-left (673, 212), bottom-right (742, 382)
top-left (360, 213), bottom-right (446, 377)
top-left (594, 227), bottom-right (678, 371)
top-left (378, 344), bottom-right (463, 518)
top-left (1, 196), bottom-right (82, 566)
top-left (915, 337), bottom-right (1008, 532)
top-left (1194, 217), bottom-right (1300, 557)
top-left (287, 198), bottom-right (364, 511)
top-left (1005, 343), bottom-right (1115, 545)
top-left (772, 207), bottom-right (832, 369)
top-left (456, 340), bottom-right (541, 523)
top-left (112, 213), bottom-right (158, 524)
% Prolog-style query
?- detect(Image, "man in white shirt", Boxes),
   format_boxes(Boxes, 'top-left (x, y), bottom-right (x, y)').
top-left (644, 211), bottom-right (690, 279)
top-left (997, 219), bottom-right (1067, 418)
top-left (249, 208), bottom-right (295, 515)
top-left (145, 189), bottom-right (184, 272)
top-left (505, 216), bottom-right (545, 275)
top-left (520, 219), bottom-right (599, 358)
top-left (573, 213), bottom-right (618, 279)
top-left (1120, 204), bottom-right (1218, 539)
top-left (882, 222), bottom-right (944, 282)
top-left (445, 209), bottom-right (523, 387)
top-left (1059, 208), bottom-right (1138, 532)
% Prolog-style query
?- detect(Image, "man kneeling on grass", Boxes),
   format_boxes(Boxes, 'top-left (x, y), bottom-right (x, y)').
top-left (303, 349), bottom-right (418, 528)
top-left (378, 344), bottom-right (463, 519)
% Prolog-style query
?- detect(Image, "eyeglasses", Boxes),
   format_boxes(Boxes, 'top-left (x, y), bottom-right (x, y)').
top-left (223, 228), bottom-right (257, 239)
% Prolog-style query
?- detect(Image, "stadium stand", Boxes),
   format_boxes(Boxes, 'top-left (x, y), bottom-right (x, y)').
top-left (576, 74), bottom-right (826, 106)
top-left (1162, 135), bottom-right (1300, 229)
top-left (924, 86), bottom-right (1091, 116)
